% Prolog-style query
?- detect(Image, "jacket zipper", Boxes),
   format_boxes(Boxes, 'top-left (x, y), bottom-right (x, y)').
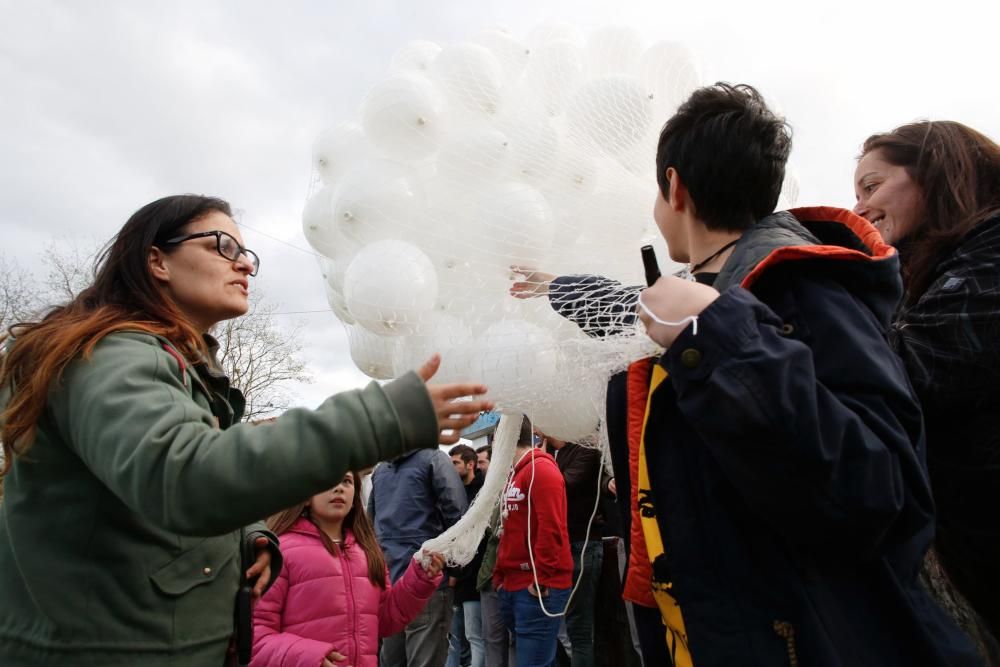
top-left (341, 545), bottom-right (358, 666)
top-left (772, 620), bottom-right (799, 666)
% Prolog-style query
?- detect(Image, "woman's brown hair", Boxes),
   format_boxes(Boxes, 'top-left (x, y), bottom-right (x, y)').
top-left (267, 471), bottom-right (388, 589)
top-left (0, 195), bottom-right (232, 477)
top-left (861, 121), bottom-right (1000, 302)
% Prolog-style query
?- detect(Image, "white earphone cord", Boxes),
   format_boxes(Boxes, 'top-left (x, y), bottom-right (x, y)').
top-left (636, 293), bottom-right (699, 336)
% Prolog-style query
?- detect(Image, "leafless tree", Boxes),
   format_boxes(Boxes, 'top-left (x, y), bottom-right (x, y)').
top-left (214, 293), bottom-right (311, 421)
top-left (0, 256), bottom-right (36, 334)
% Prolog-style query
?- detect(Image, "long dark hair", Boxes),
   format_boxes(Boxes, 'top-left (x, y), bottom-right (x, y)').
top-left (860, 121), bottom-right (1000, 302)
top-left (267, 471), bottom-right (388, 589)
top-left (0, 195), bottom-right (232, 475)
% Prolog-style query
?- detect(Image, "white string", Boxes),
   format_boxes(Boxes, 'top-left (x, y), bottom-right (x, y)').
top-left (636, 293), bottom-right (699, 336)
top-left (523, 442), bottom-right (608, 618)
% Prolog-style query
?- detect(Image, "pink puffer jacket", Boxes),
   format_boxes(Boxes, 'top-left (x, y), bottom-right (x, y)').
top-left (251, 518), bottom-right (441, 667)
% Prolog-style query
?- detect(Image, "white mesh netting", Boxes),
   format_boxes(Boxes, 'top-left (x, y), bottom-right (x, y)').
top-left (302, 23), bottom-right (799, 566)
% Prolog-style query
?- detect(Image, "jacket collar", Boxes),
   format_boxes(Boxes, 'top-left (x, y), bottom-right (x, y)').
top-left (289, 516), bottom-right (356, 547)
top-left (713, 207), bottom-right (901, 326)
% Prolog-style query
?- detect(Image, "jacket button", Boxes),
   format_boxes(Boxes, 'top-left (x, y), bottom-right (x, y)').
top-left (202, 567), bottom-right (212, 576)
top-left (680, 348), bottom-right (702, 368)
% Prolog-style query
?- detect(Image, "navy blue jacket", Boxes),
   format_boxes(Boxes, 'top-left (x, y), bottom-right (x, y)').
top-left (555, 208), bottom-right (979, 666)
top-left (368, 449), bottom-right (468, 585)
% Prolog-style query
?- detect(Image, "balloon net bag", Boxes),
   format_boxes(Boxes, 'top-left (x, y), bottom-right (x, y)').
top-left (302, 24), bottom-right (799, 566)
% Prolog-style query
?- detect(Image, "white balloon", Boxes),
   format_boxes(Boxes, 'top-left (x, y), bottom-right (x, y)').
top-left (571, 171), bottom-right (655, 246)
top-left (470, 183), bottom-right (555, 269)
top-left (541, 140), bottom-right (600, 208)
top-left (389, 40), bottom-right (442, 74)
top-left (323, 280), bottom-right (355, 324)
top-left (522, 39), bottom-right (584, 117)
top-left (472, 320), bottom-right (558, 410)
top-left (431, 43), bottom-right (504, 118)
top-left (777, 167), bottom-right (800, 210)
top-left (498, 113), bottom-right (561, 185)
top-left (639, 41), bottom-right (701, 114)
top-left (344, 240), bottom-right (439, 336)
top-left (586, 26), bottom-right (644, 77)
top-left (361, 74), bottom-right (446, 162)
top-left (302, 188), bottom-right (344, 258)
top-left (329, 159), bottom-right (425, 246)
top-left (435, 125), bottom-right (511, 188)
top-left (530, 369), bottom-right (604, 441)
top-left (567, 75), bottom-right (654, 155)
top-left (392, 313), bottom-right (473, 378)
top-left (527, 22), bottom-right (584, 49)
top-left (312, 122), bottom-right (369, 186)
top-left (347, 325), bottom-right (399, 379)
top-left (472, 29), bottom-right (529, 85)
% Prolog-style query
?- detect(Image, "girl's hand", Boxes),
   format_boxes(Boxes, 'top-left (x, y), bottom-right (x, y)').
top-left (417, 356), bottom-right (493, 445)
top-left (422, 551), bottom-right (446, 577)
top-left (322, 649), bottom-right (348, 667)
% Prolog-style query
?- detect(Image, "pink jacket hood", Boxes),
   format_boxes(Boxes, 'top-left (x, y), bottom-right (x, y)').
top-left (251, 517), bottom-right (441, 667)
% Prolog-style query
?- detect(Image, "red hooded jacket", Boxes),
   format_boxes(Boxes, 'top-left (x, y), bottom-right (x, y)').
top-left (493, 448), bottom-right (573, 591)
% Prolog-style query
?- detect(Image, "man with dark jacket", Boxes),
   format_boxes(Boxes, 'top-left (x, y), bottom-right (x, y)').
top-left (540, 430), bottom-right (608, 667)
top-left (371, 448), bottom-right (468, 667)
top-left (447, 444), bottom-right (486, 667)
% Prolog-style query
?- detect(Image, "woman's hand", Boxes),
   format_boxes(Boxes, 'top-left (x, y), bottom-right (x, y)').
top-left (421, 551), bottom-right (446, 577)
top-left (417, 356), bottom-right (493, 445)
top-left (638, 276), bottom-right (720, 348)
top-left (321, 649), bottom-right (348, 667)
top-left (246, 536), bottom-right (273, 604)
top-left (509, 266), bottom-right (555, 299)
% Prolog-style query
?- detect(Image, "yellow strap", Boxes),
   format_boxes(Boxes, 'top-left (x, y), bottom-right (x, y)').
top-left (638, 364), bottom-right (693, 667)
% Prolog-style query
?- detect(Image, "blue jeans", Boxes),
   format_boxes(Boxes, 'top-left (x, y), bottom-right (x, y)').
top-left (498, 586), bottom-right (570, 667)
top-left (446, 603), bottom-right (470, 667)
top-left (565, 540), bottom-right (603, 667)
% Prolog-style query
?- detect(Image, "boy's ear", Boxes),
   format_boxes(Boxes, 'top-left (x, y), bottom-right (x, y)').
top-left (149, 246), bottom-right (170, 283)
top-left (666, 167), bottom-right (688, 212)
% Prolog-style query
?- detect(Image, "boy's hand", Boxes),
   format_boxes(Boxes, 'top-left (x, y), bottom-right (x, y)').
top-left (638, 276), bottom-right (720, 348)
top-left (509, 266), bottom-right (555, 299)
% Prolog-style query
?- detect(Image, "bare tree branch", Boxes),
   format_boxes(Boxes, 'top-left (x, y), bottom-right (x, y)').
top-left (213, 292), bottom-right (311, 421)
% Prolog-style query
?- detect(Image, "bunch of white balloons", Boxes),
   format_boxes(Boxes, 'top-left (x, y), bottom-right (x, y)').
top-left (302, 23), bottom-right (796, 441)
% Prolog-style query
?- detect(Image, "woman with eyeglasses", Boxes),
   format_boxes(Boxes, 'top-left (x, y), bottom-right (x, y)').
top-left (0, 194), bottom-right (491, 667)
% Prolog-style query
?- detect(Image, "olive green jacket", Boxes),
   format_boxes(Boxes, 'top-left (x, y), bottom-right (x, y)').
top-left (0, 331), bottom-right (438, 666)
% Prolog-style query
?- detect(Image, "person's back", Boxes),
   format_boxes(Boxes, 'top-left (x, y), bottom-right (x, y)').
top-left (370, 448), bottom-right (468, 582)
top-left (631, 83), bottom-right (979, 666)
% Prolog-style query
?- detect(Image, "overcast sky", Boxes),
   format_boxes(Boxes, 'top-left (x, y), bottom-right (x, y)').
top-left (2, 0), bottom-right (998, 409)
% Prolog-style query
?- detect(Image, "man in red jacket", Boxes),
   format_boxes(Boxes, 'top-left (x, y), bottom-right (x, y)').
top-left (494, 416), bottom-right (573, 667)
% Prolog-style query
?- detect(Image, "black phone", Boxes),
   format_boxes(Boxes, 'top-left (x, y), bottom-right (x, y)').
top-left (641, 245), bottom-right (661, 287)
top-left (234, 529), bottom-right (256, 666)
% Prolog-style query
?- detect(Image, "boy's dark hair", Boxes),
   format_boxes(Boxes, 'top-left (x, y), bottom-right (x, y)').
top-left (517, 416), bottom-right (532, 446)
top-left (449, 444), bottom-right (477, 465)
top-left (475, 444), bottom-right (492, 460)
top-left (655, 82), bottom-right (792, 231)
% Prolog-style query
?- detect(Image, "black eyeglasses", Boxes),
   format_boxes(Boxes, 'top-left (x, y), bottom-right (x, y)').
top-left (162, 230), bottom-right (260, 276)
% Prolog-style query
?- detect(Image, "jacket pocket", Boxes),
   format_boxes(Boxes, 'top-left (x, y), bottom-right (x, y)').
top-left (150, 536), bottom-right (240, 644)
top-left (150, 538), bottom-right (237, 596)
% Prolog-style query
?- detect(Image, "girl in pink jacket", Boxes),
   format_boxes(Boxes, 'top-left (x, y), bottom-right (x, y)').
top-left (251, 471), bottom-right (445, 667)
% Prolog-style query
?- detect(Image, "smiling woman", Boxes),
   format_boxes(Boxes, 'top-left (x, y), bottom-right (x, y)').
top-left (854, 122), bottom-right (1000, 647)
top-left (0, 194), bottom-right (491, 667)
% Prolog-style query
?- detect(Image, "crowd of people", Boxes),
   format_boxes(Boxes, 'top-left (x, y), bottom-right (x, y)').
top-left (1, 80), bottom-right (998, 667)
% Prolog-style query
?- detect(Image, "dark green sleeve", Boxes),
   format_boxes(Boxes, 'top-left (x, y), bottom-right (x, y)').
top-left (53, 334), bottom-right (438, 536)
